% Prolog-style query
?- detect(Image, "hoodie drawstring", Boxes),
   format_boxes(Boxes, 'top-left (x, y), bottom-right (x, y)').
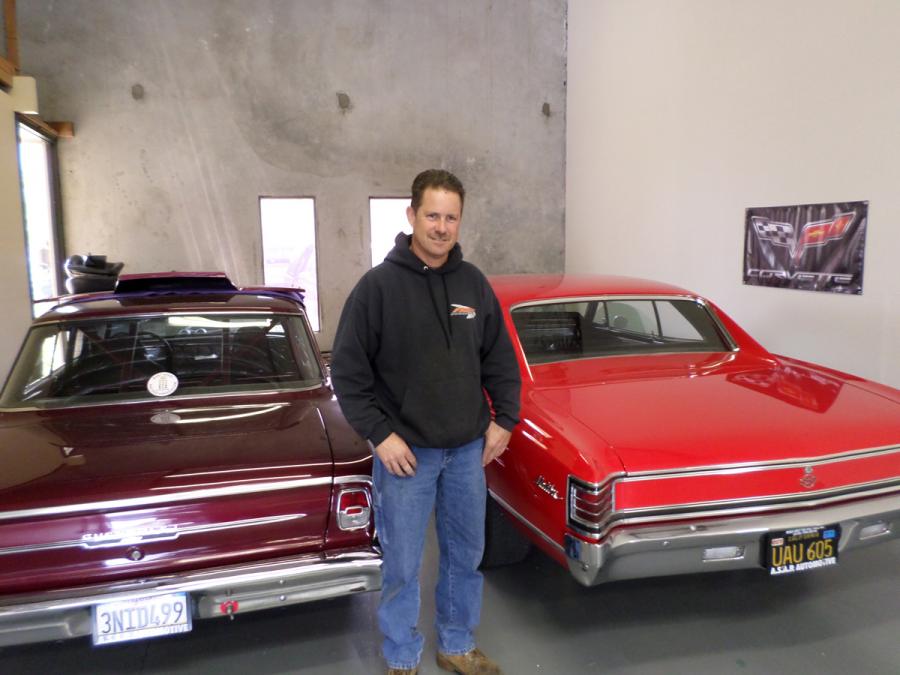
top-left (441, 275), bottom-right (453, 340)
top-left (424, 268), bottom-right (452, 350)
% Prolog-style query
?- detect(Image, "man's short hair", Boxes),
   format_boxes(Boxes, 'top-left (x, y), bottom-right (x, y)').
top-left (410, 169), bottom-right (465, 213)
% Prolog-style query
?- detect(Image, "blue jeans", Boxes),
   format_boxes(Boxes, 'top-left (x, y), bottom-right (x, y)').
top-left (372, 437), bottom-right (486, 670)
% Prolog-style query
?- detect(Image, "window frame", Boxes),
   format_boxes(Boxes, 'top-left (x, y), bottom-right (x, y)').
top-left (15, 115), bottom-right (66, 316)
top-left (258, 196), bottom-right (321, 332)
top-left (368, 196), bottom-right (412, 268)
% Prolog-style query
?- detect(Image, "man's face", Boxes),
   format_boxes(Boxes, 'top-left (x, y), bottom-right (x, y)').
top-left (407, 187), bottom-right (462, 268)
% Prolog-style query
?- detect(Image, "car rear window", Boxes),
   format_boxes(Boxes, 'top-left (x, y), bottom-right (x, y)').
top-left (1, 313), bottom-right (323, 408)
top-left (512, 298), bottom-right (731, 365)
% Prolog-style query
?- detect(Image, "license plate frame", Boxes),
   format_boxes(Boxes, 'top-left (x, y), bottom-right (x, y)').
top-left (766, 524), bottom-right (840, 576)
top-left (92, 592), bottom-right (193, 646)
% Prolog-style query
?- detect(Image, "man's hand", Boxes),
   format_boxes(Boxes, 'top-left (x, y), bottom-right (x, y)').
top-left (482, 421), bottom-right (512, 466)
top-left (374, 432), bottom-right (418, 476)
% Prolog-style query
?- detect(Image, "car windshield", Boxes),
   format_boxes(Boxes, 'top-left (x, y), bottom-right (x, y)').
top-left (1, 313), bottom-right (323, 408)
top-left (512, 298), bottom-right (731, 365)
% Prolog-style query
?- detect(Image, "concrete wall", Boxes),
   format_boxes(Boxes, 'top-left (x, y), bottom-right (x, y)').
top-left (567, 0), bottom-right (900, 388)
top-left (0, 80), bottom-right (36, 379)
top-left (18, 0), bottom-right (567, 348)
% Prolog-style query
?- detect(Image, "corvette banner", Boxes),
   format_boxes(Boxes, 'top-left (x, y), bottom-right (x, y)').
top-left (743, 201), bottom-right (868, 294)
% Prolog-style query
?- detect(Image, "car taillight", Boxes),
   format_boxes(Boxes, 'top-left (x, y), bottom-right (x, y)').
top-left (337, 488), bottom-right (371, 531)
top-left (569, 477), bottom-right (614, 532)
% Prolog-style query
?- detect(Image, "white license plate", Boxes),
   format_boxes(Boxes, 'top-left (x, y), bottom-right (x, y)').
top-left (92, 592), bottom-right (192, 645)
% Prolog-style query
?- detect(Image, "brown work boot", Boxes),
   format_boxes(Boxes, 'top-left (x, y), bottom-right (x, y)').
top-left (386, 667), bottom-right (417, 675)
top-left (436, 648), bottom-right (502, 674)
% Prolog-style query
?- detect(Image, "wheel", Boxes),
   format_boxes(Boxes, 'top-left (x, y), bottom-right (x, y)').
top-left (480, 495), bottom-right (532, 568)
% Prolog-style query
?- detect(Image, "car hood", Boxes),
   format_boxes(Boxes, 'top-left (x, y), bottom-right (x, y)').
top-left (530, 352), bottom-right (900, 473)
top-left (0, 396), bottom-right (333, 509)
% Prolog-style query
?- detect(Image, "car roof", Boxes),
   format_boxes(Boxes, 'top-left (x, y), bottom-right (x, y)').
top-left (34, 273), bottom-right (306, 324)
top-left (488, 274), bottom-right (699, 307)
top-left (37, 294), bottom-right (304, 324)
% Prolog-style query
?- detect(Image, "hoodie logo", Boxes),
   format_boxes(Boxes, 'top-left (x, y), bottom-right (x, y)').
top-left (450, 304), bottom-right (476, 319)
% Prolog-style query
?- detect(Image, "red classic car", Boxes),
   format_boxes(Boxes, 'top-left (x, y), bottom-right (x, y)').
top-left (482, 274), bottom-right (900, 585)
top-left (0, 273), bottom-right (380, 647)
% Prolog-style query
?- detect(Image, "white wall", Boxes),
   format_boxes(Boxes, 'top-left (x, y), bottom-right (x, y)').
top-left (0, 80), bottom-right (34, 380)
top-left (566, 0), bottom-right (900, 388)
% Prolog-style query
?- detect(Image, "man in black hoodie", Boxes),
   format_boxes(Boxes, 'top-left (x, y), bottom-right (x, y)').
top-left (331, 169), bottom-right (520, 675)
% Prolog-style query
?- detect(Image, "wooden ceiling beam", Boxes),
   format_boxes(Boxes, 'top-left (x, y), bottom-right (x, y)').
top-left (1, 0), bottom-right (17, 89)
top-left (3, 0), bottom-right (17, 70)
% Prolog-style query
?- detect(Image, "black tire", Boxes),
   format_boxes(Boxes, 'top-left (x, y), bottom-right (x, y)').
top-left (481, 495), bottom-right (532, 568)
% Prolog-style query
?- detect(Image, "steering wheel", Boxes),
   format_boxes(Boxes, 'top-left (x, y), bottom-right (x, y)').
top-left (136, 331), bottom-right (174, 369)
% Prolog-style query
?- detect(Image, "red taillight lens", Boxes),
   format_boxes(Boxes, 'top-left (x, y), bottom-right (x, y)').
top-left (569, 479), bottom-right (613, 532)
top-left (337, 489), bottom-right (371, 531)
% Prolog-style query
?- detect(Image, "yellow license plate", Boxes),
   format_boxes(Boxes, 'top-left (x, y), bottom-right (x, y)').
top-left (766, 525), bottom-right (840, 575)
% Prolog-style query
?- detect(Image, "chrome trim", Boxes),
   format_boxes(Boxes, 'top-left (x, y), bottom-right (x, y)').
top-left (488, 490), bottom-right (564, 555)
top-left (509, 294), bottom-right (703, 312)
top-left (0, 478), bottom-right (331, 523)
top-left (0, 382), bottom-right (327, 413)
top-left (615, 477), bottom-right (900, 518)
top-left (621, 443), bottom-right (900, 479)
top-left (566, 445), bottom-right (900, 539)
top-left (513, 350), bottom-right (738, 369)
top-left (152, 403), bottom-right (288, 425)
top-left (0, 548), bottom-right (381, 647)
top-left (336, 488), bottom-right (372, 531)
top-left (0, 514), bottom-right (305, 557)
top-left (334, 475), bottom-right (374, 486)
top-left (564, 492), bottom-right (900, 586)
top-left (567, 474), bottom-right (619, 532)
top-left (535, 475), bottom-right (562, 500)
top-left (573, 482), bottom-right (900, 541)
top-left (568, 473), bottom-right (626, 492)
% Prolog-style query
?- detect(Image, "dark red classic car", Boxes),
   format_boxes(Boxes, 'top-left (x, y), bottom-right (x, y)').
top-left (0, 274), bottom-right (380, 647)
top-left (481, 275), bottom-right (900, 585)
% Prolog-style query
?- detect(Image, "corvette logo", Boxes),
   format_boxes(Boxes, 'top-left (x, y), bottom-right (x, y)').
top-left (450, 304), bottom-right (476, 319)
top-left (751, 212), bottom-right (855, 264)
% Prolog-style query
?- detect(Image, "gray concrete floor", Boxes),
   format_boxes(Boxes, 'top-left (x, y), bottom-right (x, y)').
top-left (2, 530), bottom-right (898, 675)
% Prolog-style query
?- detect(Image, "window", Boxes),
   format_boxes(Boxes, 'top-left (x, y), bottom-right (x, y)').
top-left (0, 313), bottom-right (323, 408)
top-left (513, 298), bottom-right (731, 365)
top-left (17, 121), bottom-right (64, 317)
top-left (369, 198), bottom-right (411, 267)
top-left (260, 198), bottom-right (320, 331)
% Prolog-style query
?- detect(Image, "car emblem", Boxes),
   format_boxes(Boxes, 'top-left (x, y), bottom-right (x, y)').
top-left (535, 475), bottom-right (562, 500)
top-left (799, 466), bottom-right (817, 489)
top-left (751, 212), bottom-right (855, 264)
top-left (81, 525), bottom-right (179, 548)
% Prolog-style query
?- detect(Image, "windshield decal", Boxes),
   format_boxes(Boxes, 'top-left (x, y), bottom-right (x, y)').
top-left (147, 372), bottom-right (179, 397)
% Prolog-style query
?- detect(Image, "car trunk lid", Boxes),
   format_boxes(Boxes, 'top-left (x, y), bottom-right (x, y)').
top-left (534, 352), bottom-right (900, 516)
top-left (533, 352), bottom-right (900, 471)
top-left (0, 395), bottom-right (334, 594)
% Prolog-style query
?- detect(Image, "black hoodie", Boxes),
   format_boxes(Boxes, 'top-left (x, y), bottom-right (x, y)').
top-left (331, 233), bottom-right (521, 449)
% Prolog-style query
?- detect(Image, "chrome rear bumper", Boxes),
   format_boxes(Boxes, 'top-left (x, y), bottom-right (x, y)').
top-left (565, 493), bottom-right (899, 586)
top-left (0, 548), bottom-right (381, 647)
